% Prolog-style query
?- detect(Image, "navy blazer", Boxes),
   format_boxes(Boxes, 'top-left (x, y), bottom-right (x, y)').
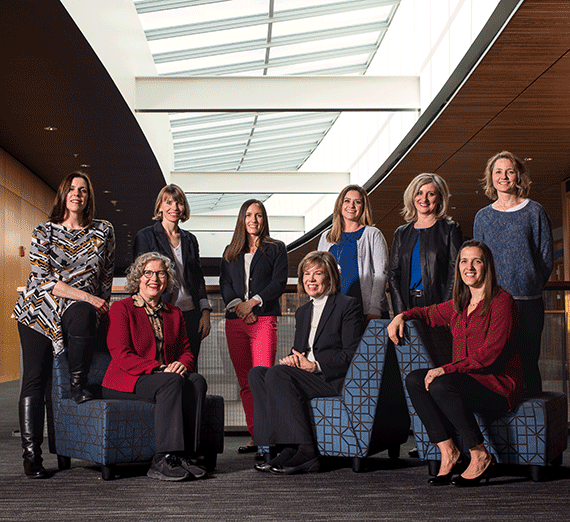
top-left (220, 240), bottom-right (288, 319)
top-left (133, 221), bottom-right (210, 310)
top-left (292, 293), bottom-right (364, 394)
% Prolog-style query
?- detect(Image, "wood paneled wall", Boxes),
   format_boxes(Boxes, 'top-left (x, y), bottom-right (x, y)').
top-left (0, 147), bottom-right (54, 382)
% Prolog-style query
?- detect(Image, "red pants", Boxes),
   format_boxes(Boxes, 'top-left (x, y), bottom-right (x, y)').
top-left (225, 316), bottom-right (277, 437)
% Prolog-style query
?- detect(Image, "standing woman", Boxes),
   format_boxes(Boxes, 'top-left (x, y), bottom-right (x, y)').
top-left (318, 185), bottom-right (389, 321)
top-left (134, 184), bottom-right (212, 367)
top-left (474, 151), bottom-right (553, 395)
top-left (220, 199), bottom-right (288, 453)
top-left (13, 172), bottom-right (115, 478)
top-left (389, 173), bottom-right (463, 315)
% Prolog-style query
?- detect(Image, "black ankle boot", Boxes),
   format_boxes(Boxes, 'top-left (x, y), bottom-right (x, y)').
top-left (67, 335), bottom-right (95, 404)
top-left (20, 396), bottom-right (48, 479)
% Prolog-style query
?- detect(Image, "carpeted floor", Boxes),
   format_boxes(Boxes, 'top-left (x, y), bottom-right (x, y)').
top-left (1, 380), bottom-right (568, 522)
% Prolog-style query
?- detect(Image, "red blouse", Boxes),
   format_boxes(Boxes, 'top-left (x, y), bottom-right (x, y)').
top-left (102, 297), bottom-right (195, 393)
top-left (403, 288), bottom-right (524, 409)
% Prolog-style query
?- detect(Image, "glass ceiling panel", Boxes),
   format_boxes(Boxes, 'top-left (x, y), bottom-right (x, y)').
top-left (132, 0), bottom-right (401, 219)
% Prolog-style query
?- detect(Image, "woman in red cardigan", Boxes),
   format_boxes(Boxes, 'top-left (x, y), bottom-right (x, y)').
top-left (102, 252), bottom-right (207, 482)
top-left (388, 240), bottom-right (523, 487)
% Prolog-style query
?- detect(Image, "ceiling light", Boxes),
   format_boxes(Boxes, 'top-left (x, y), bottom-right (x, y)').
top-left (43, 126), bottom-right (57, 131)
top-left (524, 157), bottom-right (533, 162)
top-left (80, 164), bottom-right (90, 168)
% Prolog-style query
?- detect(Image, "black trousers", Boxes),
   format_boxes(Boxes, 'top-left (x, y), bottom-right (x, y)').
top-left (515, 298), bottom-right (544, 396)
top-left (182, 309), bottom-right (203, 369)
top-left (248, 365), bottom-right (337, 446)
top-left (18, 301), bottom-right (97, 401)
top-left (406, 369), bottom-right (510, 449)
top-left (103, 372), bottom-right (206, 455)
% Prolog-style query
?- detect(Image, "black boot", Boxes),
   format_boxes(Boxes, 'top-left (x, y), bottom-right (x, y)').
top-left (67, 335), bottom-right (95, 404)
top-left (20, 396), bottom-right (48, 479)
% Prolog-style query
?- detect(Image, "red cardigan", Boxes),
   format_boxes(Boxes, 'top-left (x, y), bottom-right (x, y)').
top-left (403, 289), bottom-right (524, 409)
top-left (102, 297), bottom-right (195, 393)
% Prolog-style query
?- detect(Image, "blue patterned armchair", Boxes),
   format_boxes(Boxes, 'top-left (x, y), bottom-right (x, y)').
top-left (308, 318), bottom-right (410, 472)
top-left (393, 319), bottom-right (567, 481)
top-left (46, 340), bottom-right (224, 480)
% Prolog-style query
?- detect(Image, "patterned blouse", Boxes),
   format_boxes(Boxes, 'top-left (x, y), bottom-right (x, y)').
top-left (13, 219), bottom-right (115, 355)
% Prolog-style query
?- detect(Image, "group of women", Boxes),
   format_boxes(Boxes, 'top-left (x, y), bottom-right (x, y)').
top-left (13, 149), bottom-right (552, 486)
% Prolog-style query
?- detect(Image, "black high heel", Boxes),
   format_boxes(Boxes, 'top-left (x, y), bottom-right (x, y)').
top-left (451, 455), bottom-right (496, 487)
top-left (427, 456), bottom-right (466, 486)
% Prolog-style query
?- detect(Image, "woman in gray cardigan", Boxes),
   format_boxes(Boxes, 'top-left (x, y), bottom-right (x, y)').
top-left (318, 184), bottom-right (389, 321)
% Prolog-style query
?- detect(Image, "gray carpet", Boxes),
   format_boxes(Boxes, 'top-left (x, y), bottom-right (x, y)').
top-left (1, 380), bottom-right (568, 522)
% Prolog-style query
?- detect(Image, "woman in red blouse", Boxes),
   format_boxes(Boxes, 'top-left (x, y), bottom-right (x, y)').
top-left (388, 240), bottom-right (523, 487)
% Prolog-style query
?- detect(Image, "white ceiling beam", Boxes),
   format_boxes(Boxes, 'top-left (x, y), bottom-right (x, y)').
top-left (135, 76), bottom-right (420, 112)
top-left (172, 172), bottom-right (350, 193)
top-left (180, 215), bottom-right (304, 232)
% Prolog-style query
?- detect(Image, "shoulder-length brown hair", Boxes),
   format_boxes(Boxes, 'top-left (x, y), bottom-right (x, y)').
top-left (401, 173), bottom-right (451, 223)
top-left (326, 185), bottom-right (374, 244)
top-left (481, 151), bottom-right (532, 201)
top-left (152, 184), bottom-right (190, 222)
top-left (224, 199), bottom-right (275, 262)
top-left (48, 172), bottom-right (95, 226)
top-left (297, 251), bottom-right (340, 296)
top-left (452, 240), bottom-right (499, 317)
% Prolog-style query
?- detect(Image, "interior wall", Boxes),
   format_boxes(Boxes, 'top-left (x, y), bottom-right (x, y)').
top-left (0, 147), bottom-right (55, 382)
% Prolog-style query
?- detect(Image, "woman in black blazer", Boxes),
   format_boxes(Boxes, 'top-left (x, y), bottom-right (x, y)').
top-left (134, 184), bottom-right (211, 366)
top-left (220, 199), bottom-right (288, 453)
top-left (249, 251), bottom-right (364, 475)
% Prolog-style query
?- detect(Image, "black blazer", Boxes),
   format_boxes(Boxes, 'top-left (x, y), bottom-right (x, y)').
top-left (220, 240), bottom-right (288, 319)
top-left (133, 221), bottom-right (210, 310)
top-left (388, 219), bottom-right (462, 315)
top-left (292, 293), bottom-right (364, 394)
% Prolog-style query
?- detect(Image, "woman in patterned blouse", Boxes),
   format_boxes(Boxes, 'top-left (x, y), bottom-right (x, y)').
top-left (13, 172), bottom-right (115, 479)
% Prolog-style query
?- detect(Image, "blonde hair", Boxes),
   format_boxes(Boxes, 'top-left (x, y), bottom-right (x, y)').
top-left (326, 185), bottom-right (374, 244)
top-left (481, 151), bottom-right (531, 201)
top-left (401, 173), bottom-right (450, 223)
top-left (153, 184), bottom-right (190, 222)
top-left (297, 251), bottom-right (341, 296)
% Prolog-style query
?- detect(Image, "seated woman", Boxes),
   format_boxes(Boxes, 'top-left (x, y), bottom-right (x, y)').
top-left (102, 252), bottom-right (207, 482)
top-left (388, 240), bottom-right (524, 487)
top-left (249, 251), bottom-right (364, 475)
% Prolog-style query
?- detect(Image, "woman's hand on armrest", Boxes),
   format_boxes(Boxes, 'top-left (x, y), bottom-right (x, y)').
top-left (387, 313), bottom-right (406, 344)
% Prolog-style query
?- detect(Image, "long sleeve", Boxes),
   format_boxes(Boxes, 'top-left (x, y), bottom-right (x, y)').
top-left (364, 227), bottom-right (389, 317)
top-left (255, 241), bottom-right (288, 305)
top-left (441, 222), bottom-right (462, 303)
top-left (99, 221), bottom-right (115, 302)
top-left (389, 226), bottom-right (406, 315)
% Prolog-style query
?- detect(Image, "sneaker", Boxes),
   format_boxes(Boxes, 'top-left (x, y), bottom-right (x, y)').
top-left (147, 454), bottom-right (190, 481)
top-left (179, 456), bottom-right (207, 480)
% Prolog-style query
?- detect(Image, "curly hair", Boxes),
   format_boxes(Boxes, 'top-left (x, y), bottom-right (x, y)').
top-left (481, 151), bottom-right (532, 200)
top-left (125, 252), bottom-right (177, 295)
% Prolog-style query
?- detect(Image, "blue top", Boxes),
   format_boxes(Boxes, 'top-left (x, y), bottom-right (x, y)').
top-left (409, 235), bottom-right (423, 290)
top-left (473, 199), bottom-right (553, 299)
top-left (329, 228), bottom-right (365, 303)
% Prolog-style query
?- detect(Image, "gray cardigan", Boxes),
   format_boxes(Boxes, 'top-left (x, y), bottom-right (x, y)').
top-left (318, 226), bottom-right (389, 316)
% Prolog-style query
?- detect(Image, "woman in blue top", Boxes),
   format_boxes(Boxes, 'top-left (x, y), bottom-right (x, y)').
top-left (318, 185), bottom-right (389, 322)
top-left (474, 151), bottom-right (553, 395)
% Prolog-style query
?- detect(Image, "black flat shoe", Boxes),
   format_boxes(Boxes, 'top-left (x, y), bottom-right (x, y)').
top-left (238, 444), bottom-right (258, 454)
top-left (254, 452), bottom-right (265, 461)
top-left (254, 462), bottom-right (272, 472)
top-left (451, 455), bottom-right (496, 487)
top-left (269, 457), bottom-right (320, 476)
top-left (427, 456), bottom-right (466, 486)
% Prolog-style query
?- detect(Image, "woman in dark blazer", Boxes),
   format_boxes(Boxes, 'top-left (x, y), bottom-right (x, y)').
top-left (220, 199), bottom-right (288, 453)
top-left (249, 251), bottom-right (364, 475)
top-left (102, 252), bottom-right (207, 482)
top-left (134, 184), bottom-right (211, 366)
top-left (389, 173), bottom-right (462, 315)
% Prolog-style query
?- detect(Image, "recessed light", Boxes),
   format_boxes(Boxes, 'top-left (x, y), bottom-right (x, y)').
top-left (122, 223), bottom-right (129, 227)
top-left (103, 190), bottom-right (111, 194)
top-left (43, 126), bottom-right (57, 131)
top-left (524, 157), bottom-right (533, 162)
top-left (116, 209), bottom-right (123, 212)
top-left (80, 164), bottom-right (90, 168)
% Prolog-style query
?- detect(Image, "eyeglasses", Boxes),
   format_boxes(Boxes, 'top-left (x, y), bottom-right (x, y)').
top-left (142, 270), bottom-right (167, 280)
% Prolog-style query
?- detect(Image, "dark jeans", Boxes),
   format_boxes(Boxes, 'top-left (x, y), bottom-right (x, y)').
top-left (18, 301), bottom-right (97, 401)
top-left (103, 372), bottom-right (207, 455)
top-left (406, 369), bottom-right (510, 449)
top-left (515, 298), bottom-right (544, 395)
